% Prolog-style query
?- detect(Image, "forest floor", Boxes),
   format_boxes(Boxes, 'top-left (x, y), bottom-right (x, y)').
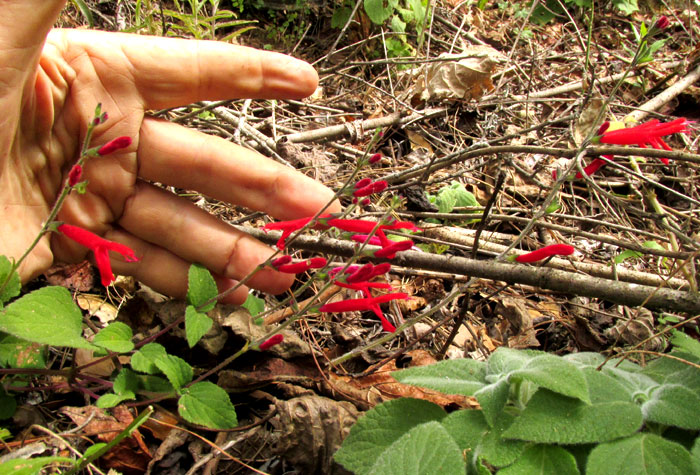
top-left (4, 0), bottom-right (700, 473)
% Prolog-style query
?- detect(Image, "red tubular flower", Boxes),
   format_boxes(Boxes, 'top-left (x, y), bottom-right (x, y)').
top-left (351, 234), bottom-right (383, 246)
top-left (598, 118), bottom-right (691, 165)
top-left (353, 180), bottom-right (388, 198)
top-left (374, 240), bottom-right (414, 259)
top-left (259, 334), bottom-right (284, 351)
top-left (58, 224), bottom-right (138, 286)
top-left (271, 255), bottom-right (292, 268)
top-left (370, 305), bottom-right (396, 332)
top-left (515, 244), bottom-right (575, 263)
top-left (355, 178), bottom-right (372, 189)
top-left (68, 164), bottom-right (83, 186)
top-left (369, 153), bottom-right (382, 164)
top-left (97, 136), bottom-right (132, 156)
top-left (319, 292), bottom-right (408, 313)
top-left (263, 216), bottom-right (321, 250)
top-left (346, 263), bottom-right (375, 283)
top-left (308, 257), bottom-right (328, 268)
top-left (575, 157), bottom-right (611, 179)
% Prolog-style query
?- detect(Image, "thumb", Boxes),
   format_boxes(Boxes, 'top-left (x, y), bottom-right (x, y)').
top-left (0, 1), bottom-right (66, 89)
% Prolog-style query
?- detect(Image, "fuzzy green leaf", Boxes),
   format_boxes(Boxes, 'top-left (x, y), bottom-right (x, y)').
top-left (392, 358), bottom-right (487, 395)
top-left (0, 256), bottom-right (21, 306)
top-left (670, 331), bottom-right (700, 359)
top-left (187, 263), bottom-right (218, 312)
top-left (367, 421), bottom-right (464, 475)
top-left (502, 388), bottom-right (642, 444)
top-left (334, 398), bottom-right (446, 475)
top-left (0, 333), bottom-right (46, 368)
top-left (178, 381), bottom-right (237, 429)
top-left (642, 384), bottom-right (700, 430)
top-left (93, 322), bottom-right (134, 353)
top-left (587, 433), bottom-right (693, 475)
top-left (155, 354), bottom-right (193, 391)
top-left (435, 181), bottom-right (479, 214)
top-left (0, 286), bottom-right (93, 349)
top-left (509, 353), bottom-right (590, 403)
top-left (442, 410), bottom-right (525, 469)
top-left (185, 306), bottom-right (213, 348)
top-left (131, 343), bottom-right (168, 374)
top-left (473, 378), bottom-right (510, 427)
top-left (691, 437), bottom-right (700, 474)
top-left (499, 445), bottom-right (579, 475)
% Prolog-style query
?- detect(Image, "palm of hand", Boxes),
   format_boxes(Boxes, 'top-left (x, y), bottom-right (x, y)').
top-left (0, 26), bottom-right (337, 302)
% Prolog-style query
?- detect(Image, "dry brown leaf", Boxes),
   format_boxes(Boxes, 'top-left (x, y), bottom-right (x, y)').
top-left (270, 395), bottom-right (359, 474)
top-left (44, 261), bottom-right (95, 291)
top-left (412, 48), bottom-right (505, 104)
top-left (333, 350), bottom-right (479, 409)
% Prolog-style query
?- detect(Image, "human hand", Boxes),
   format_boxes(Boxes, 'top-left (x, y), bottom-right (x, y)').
top-left (0, 1), bottom-right (340, 303)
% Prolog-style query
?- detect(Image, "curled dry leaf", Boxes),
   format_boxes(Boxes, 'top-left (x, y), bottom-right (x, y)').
top-left (269, 394), bottom-right (359, 474)
top-left (412, 48), bottom-right (506, 104)
top-left (332, 350), bottom-right (479, 410)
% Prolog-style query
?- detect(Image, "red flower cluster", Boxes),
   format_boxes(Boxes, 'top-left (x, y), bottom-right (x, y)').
top-left (597, 118), bottom-right (691, 165)
top-left (58, 224), bottom-right (139, 286)
top-left (271, 256), bottom-right (327, 274)
top-left (323, 262), bottom-right (406, 332)
top-left (264, 216), bottom-right (420, 332)
top-left (353, 179), bottom-right (388, 198)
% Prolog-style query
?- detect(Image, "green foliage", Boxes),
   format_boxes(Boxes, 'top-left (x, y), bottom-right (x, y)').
top-left (335, 347), bottom-right (700, 474)
top-left (242, 293), bottom-right (265, 316)
top-left (0, 256), bottom-right (21, 306)
top-left (92, 321), bottom-right (134, 353)
top-left (0, 456), bottom-right (75, 474)
top-left (528, 0), bottom-right (638, 25)
top-left (185, 263), bottom-right (216, 347)
top-left (428, 180), bottom-right (480, 214)
top-left (162, 0), bottom-right (255, 41)
top-left (178, 381), bottom-right (238, 429)
top-left (0, 286), bottom-right (94, 350)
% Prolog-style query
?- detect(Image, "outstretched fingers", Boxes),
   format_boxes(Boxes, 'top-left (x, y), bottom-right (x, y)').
top-left (137, 118), bottom-right (341, 220)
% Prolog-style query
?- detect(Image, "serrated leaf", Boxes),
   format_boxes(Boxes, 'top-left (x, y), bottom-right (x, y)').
top-left (392, 358), bottom-right (487, 395)
top-left (96, 391), bottom-right (135, 408)
top-left (364, 0), bottom-right (398, 24)
top-left (502, 388), bottom-right (642, 444)
top-left (587, 433), bottom-right (693, 475)
top-left (93, 321), bottom-right (134, 353)
top-left (0, 456), bottom-right (75, 475)
top-left (185, 306), bottom-right (213, 348)
top-left (155, 354), bottom-right (193, 390)
top-left (334, 398), bottom-right (446, 475)
top-left (187, 263), bottom-right (217, 312)
top-left (0, 286), bottom-right (94, 349)
top-left (499, 445), bottom-right (579, 475)
top-left (0, 256), bottom-right (21, 305)
top-left (0, 333), bottom-right (46, 368)
top-left (670, 331), bottom-right (700, 359)
top-left (137, 374), bottom-right (174, 394)
top-left (113, 368), bottom-right (139, 395)
top-left (367, 421), bottom-right (464, 475)
top-left (442, 410), bottom-right (525, 469)
top-left (642, 384), bottom-right (700, 430)
top-left (509, 353), bottom-right (590, 403)
top-left (241, 293), bottom-right (265, 316)
top-left (131, 343), bottom-right (168, 374)
top-left (178, 381), bottom-right (237, 429)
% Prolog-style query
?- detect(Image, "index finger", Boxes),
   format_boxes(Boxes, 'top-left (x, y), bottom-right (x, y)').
top-left (54, 29), bottom-right (318, 109)
top-left (137, 118), bottom-right (340, 220)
